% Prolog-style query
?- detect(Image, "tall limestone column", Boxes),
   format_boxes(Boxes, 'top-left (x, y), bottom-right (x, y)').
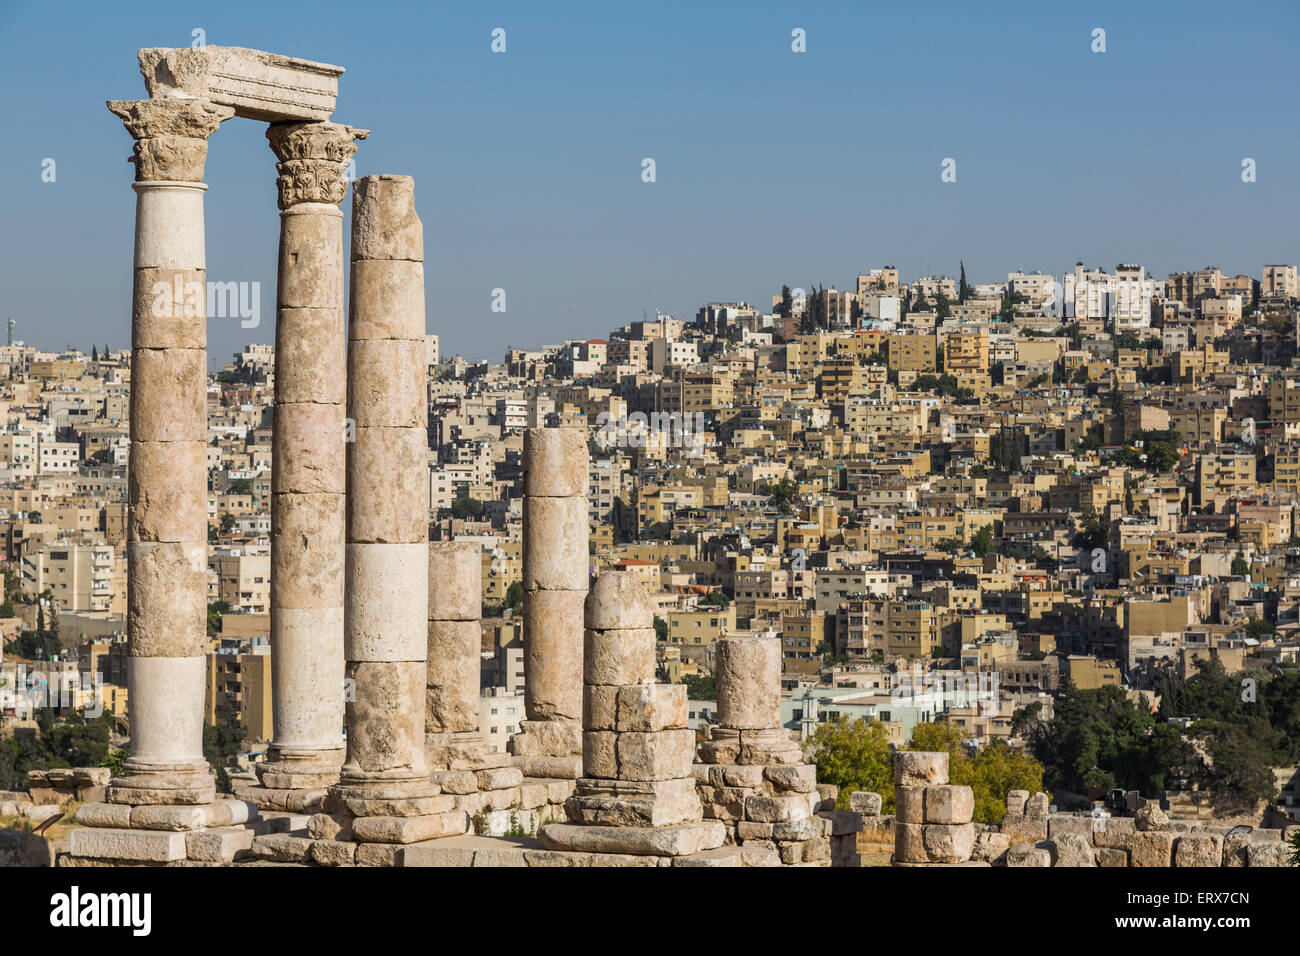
top-left (508, 427), bottom-right (589, 780)
top-left (258, 121), bottom-right (367, 798)
top-left (328, 175), bottom-right (466, 860)
top-left (109, 97), bottom-right (233, 806)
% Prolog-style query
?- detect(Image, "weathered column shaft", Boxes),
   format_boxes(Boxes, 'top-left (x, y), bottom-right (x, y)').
top-left (426, 541), bottom-right (482, 735)
top-left (110, 96), bottom-right (232, 802)
top-left (262, 121), bottom-right (366, 790)
top-left (714, 637), bottom-right (782, 730)
top-left (337, 174), bottom-right (431, 791)
top-left (509, 427), bottom-right (589, 778)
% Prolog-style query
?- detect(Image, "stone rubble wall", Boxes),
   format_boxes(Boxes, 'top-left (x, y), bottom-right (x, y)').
top-left (891, 752), bottom-right (982, 866)
top-left (993, 790), bottom-right (1298, 867)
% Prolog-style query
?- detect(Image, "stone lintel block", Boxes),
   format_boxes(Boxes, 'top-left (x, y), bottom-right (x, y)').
top-left (523, 427), bottom-right (589, 497)
top-left (894, 751), bottom-right (949, 788)
top-left (345, 543), bottom-right (427, 661)
top-left (351, 810), bottom-right (469, 844)
top-left (584, 629), bottom-right (657, 687)
top-left (427, 541), bottom-right (482, 621)
top-left (138, 46), bottom-right (342, 123)
top-left (133, 266), bottom-right (206, 349)
top-left (615, 683), bottom-right (687, 733)
top-left (537, 821), bottom-right (725, 857)
top-left (924, 785), bottom-right (974, 825)
top-left (272, 400), bottom-right (345, 494)
top-left (523, 496), bottom-right (590, 591)
top-left (348, 259), bottom-right (425, 340)
top-left (70, 827), bottom-right (187, 863)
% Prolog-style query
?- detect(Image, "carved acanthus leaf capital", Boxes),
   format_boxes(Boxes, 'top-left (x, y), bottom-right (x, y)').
top-left (106, 97), bottom-right (234, 182)
top-left (267, 122), bottom-right (369, 209)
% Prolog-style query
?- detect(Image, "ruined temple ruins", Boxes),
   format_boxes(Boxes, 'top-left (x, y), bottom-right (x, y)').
top-left (56, 44), bottom-right (862, 869)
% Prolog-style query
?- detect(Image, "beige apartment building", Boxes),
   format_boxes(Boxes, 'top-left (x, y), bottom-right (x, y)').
top-left (21, 540), bottom-right (123, 613)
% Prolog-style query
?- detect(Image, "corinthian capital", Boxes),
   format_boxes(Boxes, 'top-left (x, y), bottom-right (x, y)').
top-left (267, 122), bottom-right (369, 209)
top-left (106, 98), bottom-right (234, 182)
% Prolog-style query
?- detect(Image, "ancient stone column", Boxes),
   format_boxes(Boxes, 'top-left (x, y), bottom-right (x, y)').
top-left (258, 121), bottom-right (367, 798)
top-left (508, 427), bottom-right (589, 779)
top-left (327, 175), bottom-right (466, 859)
top-left (109, 96), bottom-right (233, 805)
top-left (426, 542), bottom-right (522, 827)
top-left (537, 573), bottom-right (729, 860)
top-left (697, 636), bottom-right (826, 866)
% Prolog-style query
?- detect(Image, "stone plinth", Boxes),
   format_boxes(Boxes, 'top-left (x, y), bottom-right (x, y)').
top-left (536, 573), bottom-right (724, 859)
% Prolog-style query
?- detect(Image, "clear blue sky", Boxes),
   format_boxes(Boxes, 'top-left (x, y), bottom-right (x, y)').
top-left (1, 0), bottom-right (1297, 365)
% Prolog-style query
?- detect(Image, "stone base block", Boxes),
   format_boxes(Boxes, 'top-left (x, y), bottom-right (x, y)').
top-left (235, 784), bottom-right (328, 813)
top-left (311, 839), bottom-right (358, 867)
top-left (251, 834), bottom-right (316, 863)
top-left (537, 821), bottom-right (726, 857)
top-left (511, 755), bottom-right (582, 780)
top-left (185, 826), bottom-right (255, 862)
top-left (351, 810), bottom-right (469, 844)
top-left (105, 777), bottom-right (216, 807)
top-left (70, 827), bottom-right (188, 863)
top-left (508, 720), bottom-right (582, 758)
top-left (565, 778), bottom-right (701, 827)
top-left (425, 732), bottom-right (512, 772)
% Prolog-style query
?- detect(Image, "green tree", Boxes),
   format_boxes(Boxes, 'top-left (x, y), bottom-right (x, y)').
top-left (207, 601), bottom-right (231, 639)
top-left (1230, 551), bottom-right (1249, 577)
top-left (504, 581), bottom-right (524, 612)
top-left (680, 674), bottom-right (715, 700)
top-left (203, 701), bottom-right (247, 794)
top-left (653, 615), bottom-right (668, 642)
top-left (971, 525), bottom-right (995, 558)
top-left (808, 716), bottom-right (895, 811)
top-left (907, 721), bottom-right (1045, 823)
top-left (450, 497), bottom-right (485, 520)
